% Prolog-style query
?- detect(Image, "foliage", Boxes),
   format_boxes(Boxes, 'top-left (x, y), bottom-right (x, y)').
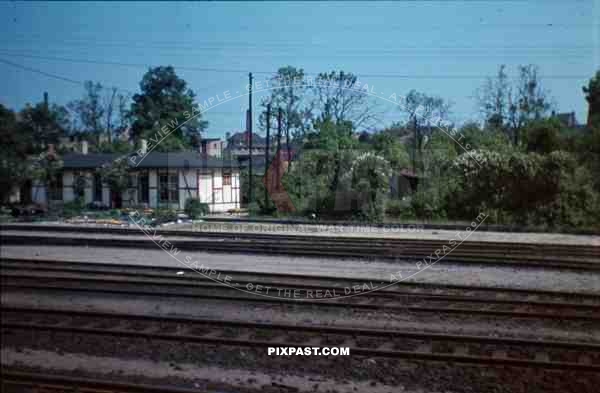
top-left (371, 131), bottom-right (410, 171)
top-left (97, 157), bottom-right (130, 194)
top-left (130, 66), bottom-right (207, 150)
top-left (341, 152), bottom-right (391, 220)
top-left (312, 70), bottom-right (378, 129)
top-left (384, 198), bottom-right (413, 219)
top-left (151, 208), bottom-right (178, 223)
top-left (184, 198), bottom-right (209, 218)
top-left (583, 70), bottom-right (600, 127)
top-left (18, 101), bottom-right (69, 153)
top-left (259, 66), bottom-right (311, 141)
top-left (449, 149), bottom-right (598, 228)
top-left (477, 64), bottom-right (553, 144)
top-left (94, 139), bottom-right (132, 154)
top-left (523, 118), bottom-right (561, 154)
top-left (62, 199), bottom-right (85, 218)
top-left (401, 89), bottom-right (452, 172)
top-left (0, 105), bottom-right (32, 202)
top-left (68, 82), bottom-right (130, 144)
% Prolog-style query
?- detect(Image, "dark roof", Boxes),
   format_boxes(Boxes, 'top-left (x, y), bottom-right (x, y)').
top-left (227, 131), bottom-right (266, 147)
top-left (62, 153), bottom-right (119, 169)
top-left (62, 152), bottom-right (238, 170)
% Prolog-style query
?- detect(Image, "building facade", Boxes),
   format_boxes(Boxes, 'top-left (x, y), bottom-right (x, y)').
top-left (31, 152), bottom-right (241, 213)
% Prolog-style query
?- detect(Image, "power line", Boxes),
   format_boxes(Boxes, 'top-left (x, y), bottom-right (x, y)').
top-left (0, 37), bottom-right (593, 53)
top-left (0, 57), bottom-right (136, 95)
top-left (0, 51), bottom-right (590, 80)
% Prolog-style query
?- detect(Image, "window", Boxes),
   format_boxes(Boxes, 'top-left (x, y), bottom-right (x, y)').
top-left (223, 172), bottom-right (232, 186)
top-left (93, 173), bottom-right (102, 202)
top-left (159, 171), bottom-right (178, 203)
top-left (48, 173), bottom-right (63, 201)
top-left (138, 171), bottom-right (149, 203)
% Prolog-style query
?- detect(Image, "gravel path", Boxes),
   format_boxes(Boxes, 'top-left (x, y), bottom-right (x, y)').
top-left (4, 222), bottom-right (600, 245)
top-left (3, 289), bottom-right (598, 342)
top-left (2, 245), bottom-right (599, 293)
top-left (1, 348), bottom-right (417, 393)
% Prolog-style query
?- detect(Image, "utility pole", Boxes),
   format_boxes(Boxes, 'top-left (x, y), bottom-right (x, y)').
top-left (277, 108), bottom-right (282, 192)
top-left (412, 115), bottom-right (417, 174)
top-left (285, 111), bottom-right (291, 172)
top-left (248, 72), bottom-right (253, 205)
top-left (264, 103), bottom-right (271, 207)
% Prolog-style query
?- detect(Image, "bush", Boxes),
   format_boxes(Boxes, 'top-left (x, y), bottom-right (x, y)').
top-left (385, 198), bottom-right (404, 217)
top-left (152, 208), bottom-right (178, 223)
top-left (184, 198), bottom-right (209, 219)
top-left (62, 199), bottom-right (85, 218)
top-left (450, 149), bottom-right (600, 228)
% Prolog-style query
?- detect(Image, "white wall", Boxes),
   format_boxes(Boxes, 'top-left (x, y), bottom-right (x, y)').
top-left (179, 169), bottom-right (198, 208)
top-left (195, 168), bottom-right (241, 213)
top-left (149, 170), bottom-right (158, 208)
top-left (198, 172), bottom-right (212, 204)
top-left (63, 171), bottom-right (74, 202)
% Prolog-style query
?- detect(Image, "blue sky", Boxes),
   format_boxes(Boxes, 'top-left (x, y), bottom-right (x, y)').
top-left (1, 1), bottom-right (598, 138)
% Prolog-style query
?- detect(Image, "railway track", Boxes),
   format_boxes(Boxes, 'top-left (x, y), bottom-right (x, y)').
top-left (1, 370), bottom-right (215, 393)
top-left (2, 306), bottom-right (599, 371)
top-left (2, 258), bottom-right (599, 321)
top-left (2, 224), bottom-right (599, 270)
top-left (3, 257), bottom-right (599, 303)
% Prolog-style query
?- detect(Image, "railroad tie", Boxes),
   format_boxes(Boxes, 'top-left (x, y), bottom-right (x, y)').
top-left (453, 345), bottom-right (469, 356)
top-left (578, 354), bottom-right (593, 365)
top-left (534, 352), bottom-right (550, 362)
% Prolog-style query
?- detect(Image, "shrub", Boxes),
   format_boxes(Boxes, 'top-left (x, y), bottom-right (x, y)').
top-left (62, 199), bottom-right (85, 218)
top-left (184, 198), bottom-right (209, 219)
top-left (152, 208), bottom-right (178, 223)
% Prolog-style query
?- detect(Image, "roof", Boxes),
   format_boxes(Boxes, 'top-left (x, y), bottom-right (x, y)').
top-left (227, 131), bottom-right (267, 147)
top-left (555, 112), bottom-right (577, 128)
top-left (62, 152), bottom-right (238, 169)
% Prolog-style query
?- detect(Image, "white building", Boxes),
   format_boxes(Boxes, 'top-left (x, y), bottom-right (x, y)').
top-left (31, 151), bottom-right (241, 213)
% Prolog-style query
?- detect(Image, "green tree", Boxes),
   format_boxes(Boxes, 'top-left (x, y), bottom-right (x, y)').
top-left (371, 131), bottom-right (410, 171)
top-left (583, 70), bottom-right (600, 128)
top-left (18, 101), bottom-right (69, 153)
top-left (130, 66), bottom-right (207, 151)
top-left (97, 158), bottom-right (130, 196)
top-left (312, 70), bottom-right (378, 129)
top-left (523, 118), bottom-right (561, 154)
top-left (260, 66), bottom-right (311, 141)
top-left (342, 152), bottom-right (391, 220)
top-left (0, 104), bottom-right (31, 202)
top-left (401, 90), bottom-right (452, 173)
top-left (477, 64), bottom-right (553, 145)
top-left (68, 82), bottom-right (129, 144)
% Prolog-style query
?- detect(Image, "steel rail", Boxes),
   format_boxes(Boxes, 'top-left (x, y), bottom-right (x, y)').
top-left (3, 257), bottom-right (600, 302)
top-left (3, 281), bottom-right (599, 321)
top-left (3, 223), bottom-right (599, 255)
top-left (2, 234), bottom-right (599, 270)
top-left (3, 269), bottom-right (599, 313)
top-left (2, 306), bottom-right (599, 371)
top-left (1, 230), bottom-right (598, 258)
top-left (1, 370), bottom-right (215, 393)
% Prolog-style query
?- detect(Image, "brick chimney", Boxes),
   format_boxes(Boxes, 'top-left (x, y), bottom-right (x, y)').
top-left (47, 144), bottom-right (56, 160)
